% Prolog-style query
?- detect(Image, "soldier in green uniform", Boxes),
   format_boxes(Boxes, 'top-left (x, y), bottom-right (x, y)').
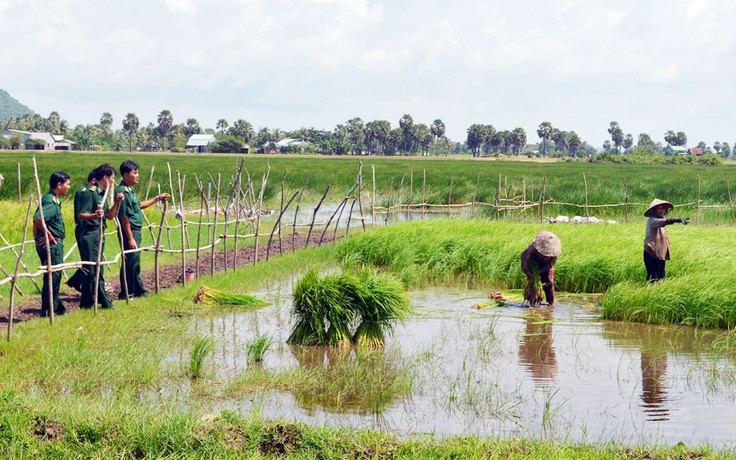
top-left (66, 169), bottom-right (97, 292)
top-left (33, 171), bottom-right (72, 317)
top-left (75, 164), bottom-right (124, 310)
top-left (116, 160), bottom-right (169, 299)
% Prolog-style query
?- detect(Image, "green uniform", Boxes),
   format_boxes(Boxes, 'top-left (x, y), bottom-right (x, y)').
top-left (116, 183), bottom-right (146, 299)
top-left (66, 184), bottom-right (89, 291)
top-left (34, 191), bottom-right (66, 316)
top-left (75, 185), bottom-right (113, 309)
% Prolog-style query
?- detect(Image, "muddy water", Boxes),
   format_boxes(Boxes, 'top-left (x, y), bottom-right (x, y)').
top-left (185, 283), bottom-right (736, 447)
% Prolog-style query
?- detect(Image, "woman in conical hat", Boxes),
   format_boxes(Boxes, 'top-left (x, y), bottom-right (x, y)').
top-left (643, 198), bottom-right (689, 282)
top-left (520, 230), bottom-right (561, 306)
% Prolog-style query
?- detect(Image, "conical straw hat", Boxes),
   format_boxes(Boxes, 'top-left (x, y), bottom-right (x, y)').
top-left (644, 199), bottom-right (673, 217)
top-left (533, 230), bottom-right (561, 257)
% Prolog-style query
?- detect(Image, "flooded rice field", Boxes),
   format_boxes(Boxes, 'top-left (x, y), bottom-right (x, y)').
top-left (181, 281), bottom-right (736, 447)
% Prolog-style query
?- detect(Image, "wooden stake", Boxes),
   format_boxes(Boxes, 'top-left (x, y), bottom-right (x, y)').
top-left (154, 200), bottom-right (167, 293)
top-left (32, 156), bottom-right (54, 323)
top-left (177, 171), bottom-right (187, 287)
top-left (583, 172), bottom-right (589, 220)
top-left (292, 174), bottom-right (310, 249)
top-left (16, 162), bottom-right (21, 203)
top-left (307, 177), bottom-right (332, 247)
top-left (7, 196), bottom-right (33, 341)
top-left (211, 175), bottom-right (221, 276)
top-left (371, 165), bottom-right (376, 228)
top-left (357, 161), bottom-right (366, 231)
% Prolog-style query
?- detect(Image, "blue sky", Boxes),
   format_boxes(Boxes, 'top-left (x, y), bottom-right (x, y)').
top-left (1, 0), bottom-right (734, 147)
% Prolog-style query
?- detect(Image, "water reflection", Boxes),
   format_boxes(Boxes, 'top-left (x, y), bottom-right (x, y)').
top-left (640, 350), bottom-right (669, 421)
top-left (518, 306), bottom-right (557, 384)
top-left (289, 345), bottom-right (410, 415)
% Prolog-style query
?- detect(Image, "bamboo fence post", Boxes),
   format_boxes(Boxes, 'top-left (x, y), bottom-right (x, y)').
top-left (276, 171), bottom-right (287, 256)
top-left (195, 182), bottom-right (205, 280)
top-left (115, 217), bottom-right (130, 304)
top-left (697, 175), bottom-right (701, 225)
top-left (154, 200), bottom-right (167, 293)
top-left (211, 175), bottom-right (221, 276)
top-left (177, 171), bottom-right (187, 287)
top-left (17, 162), bottom-right (21, 203)
top-left (472, 174), bottom-right (479, 217)
top-left (398, 173), bottom-right (405, 220)
top-left (385, 177), bottom-right (393, 226)
top-left (409, 161), bottom-right (414, 206)
top-left (447, 177), bottom-right (453, 217)
top-left (7, 196), bottom-right (34, 341)
top-left (539, 177), bottom-right (547, 223)
top-left (422, 169), bottom-right (426, 219)
top-left (32, 156), bottom-right (54, 323)
top-left (144, 165), bottom-right (155, 201)
top-left (330, 184), bottom-right (358, 243)
top-left (726, 173), bottom-right (736, 225)
top-left (92, 182), bottom-right (112, 315)
top-left (292, 174), bottom-right (310, 249)
top-left (357, 161), bottom-right (366, 231)
top-left (182, 175), bottom-right (192, 250)
top-left (253, 168), bottom-right (269, 266)
top-left (167, 162), bottom-right (176, 210)
top-left (495, 174), bottom-right (501, 220)
top-left (267, 192), bottom-right (298, 260)
top-left (371, 165), bottom-right (376, 228)
top-left (223, 159), bottom-right (246, 271)
top-left (231, 174), bottom-right (243, 270)
top-left (159, 184), bottom-right (173, 250)
top-left (503, 175), bottom-right (508, 220)
top-left (345, 196), bottom-right (357, 238)
top-left (307, 178), bottom-right (332, 247)
top-left (321, 194), bottom-right (350, 246)
top-left (583, 172), bottom-right (589, 220)
top-left (522, 179), bottom-right (527, 221)
top-left (622, 178), bottom-right (629, 223)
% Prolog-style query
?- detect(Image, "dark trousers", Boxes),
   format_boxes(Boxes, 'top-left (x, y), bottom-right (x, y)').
top-left (67, 225), bottom-right (87, 289)
top-left (644, 251), bottom-right (666, 282)
top-left (36, 239), bottom-right (65, 315)
top-left (79, 229), bottom-right (113, 309)
top-left (119, 228), bottom-right (146, 298)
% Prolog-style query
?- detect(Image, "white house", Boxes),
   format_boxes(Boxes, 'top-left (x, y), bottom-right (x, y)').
top-left (186, 134), bottom-right (217, 153)
top-left (0, 129), bottom-right (76, 150)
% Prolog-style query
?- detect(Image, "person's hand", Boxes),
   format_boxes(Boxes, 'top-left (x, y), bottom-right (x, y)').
top-left (128, 238), bottom-right (138, 250)
top-left (115, 192), bottom-right (124, 203)
top-left (680, 218), bottom-right (690, 225)
top-left (93, 209), bottom-right (104, 219)
top-left (158, 193), bottom-right (170, 202)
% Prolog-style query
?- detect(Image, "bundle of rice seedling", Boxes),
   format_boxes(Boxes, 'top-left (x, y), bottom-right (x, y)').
top-left (289, 270), bottom-right (357, 346)
top-left (349, 269), bottom-right (410, 349)
top-left (194, 285), bottom-right (270, 308)
top-left (524, 270), bottom-right (544, 307)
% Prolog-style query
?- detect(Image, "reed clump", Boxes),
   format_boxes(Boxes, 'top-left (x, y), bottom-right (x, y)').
top-left (194, 285), bottom-right (270, 308)
top-left (288, 269), bottom-right (409, 348)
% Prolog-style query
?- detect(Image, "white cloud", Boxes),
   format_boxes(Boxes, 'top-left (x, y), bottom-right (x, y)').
top-left (1, 0), bottom-right (736, 146)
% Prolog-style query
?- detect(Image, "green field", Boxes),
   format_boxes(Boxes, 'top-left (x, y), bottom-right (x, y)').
top-left (2, 151), bottom-right (736, 222)
top-left (2, 153), bottom-right (736, 458)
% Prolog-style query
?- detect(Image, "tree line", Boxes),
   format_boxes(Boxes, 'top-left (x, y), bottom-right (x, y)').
top-left (1, 111), bottom-right (733, 159)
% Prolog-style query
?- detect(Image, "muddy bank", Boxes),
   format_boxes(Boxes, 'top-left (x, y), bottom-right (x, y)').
top-left (1, 233), bottom-right (338, 324)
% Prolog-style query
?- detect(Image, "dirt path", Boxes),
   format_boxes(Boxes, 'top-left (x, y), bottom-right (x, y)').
top-left (1, 233), bottom-right (337, 325)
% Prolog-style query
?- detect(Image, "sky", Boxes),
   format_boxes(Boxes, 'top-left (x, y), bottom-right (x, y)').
top-left (1, 0), bottom-right (735, 148)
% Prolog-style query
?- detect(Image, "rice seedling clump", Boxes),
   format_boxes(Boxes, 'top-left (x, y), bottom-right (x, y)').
top-left (194, 285), bottom-right (270, 308)
top-left (288, 269), bottom-right (409, 348)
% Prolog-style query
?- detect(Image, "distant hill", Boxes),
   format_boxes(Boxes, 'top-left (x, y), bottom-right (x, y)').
top-left (0, 89), bottom-right (34, 120)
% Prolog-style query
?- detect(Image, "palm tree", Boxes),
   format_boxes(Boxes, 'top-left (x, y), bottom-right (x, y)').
top-left (216, 119), bottom-right (229, 134)
top-left (100, 112), bottom-right (113, 132)
top-left (430, 119), bottom-right (446, 155)
top-left (228, 119), bottom-right (254, 144)
top-left (122, 113), bottom-right (140, 152)
top-left (537, 122), bottom-right (554, 157)
top-left (157, 110), bottom-right (173, 150)
top-left (399, 114), bottom-right (415, 154)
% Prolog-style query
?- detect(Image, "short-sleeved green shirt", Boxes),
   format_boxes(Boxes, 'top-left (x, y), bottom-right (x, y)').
top-left (34, 191), bottom-right (65, 240)
top-left (116, 183), bottom-right (143, 228)
top-left (75, 185), bottom-right (110, 231)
